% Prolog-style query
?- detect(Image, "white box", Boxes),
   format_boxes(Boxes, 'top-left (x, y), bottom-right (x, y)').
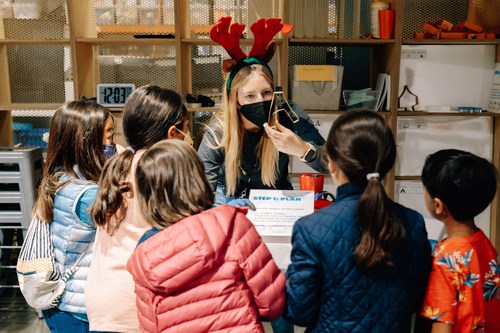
top-left (13, 3), bottom-right (41, 19)
top-left (0, 0), bottom-right (13, 19)
top-left (162, 0), bottom-right (174, 25)
top-left (400, 45), bottom-right (495, 110)
top-left (396, 116), bottom-right (492, 176)
top-left (290, 65), bottom-right (344, 110)
top-left (116, 5), bottom-right (138, 25)
top-left (139, 8), bottom-right (159, 24)
top-left (95, 7), bottom-right (115, 25)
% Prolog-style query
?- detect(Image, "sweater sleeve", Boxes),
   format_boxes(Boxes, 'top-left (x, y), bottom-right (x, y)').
top-left (284, 219), bottom-right (322, 326)
top-left (75, 186), bottom-right (98, 226)
top-left (234, 212), bottom-right (286, 321)
top-left (290, 102), bottom-right (326, 173)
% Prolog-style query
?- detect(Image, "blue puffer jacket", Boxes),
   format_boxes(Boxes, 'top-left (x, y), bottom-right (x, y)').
top-left (285, 183), bottom-right (432, 333)
top-left (51, 179), bottom-right (97, 321)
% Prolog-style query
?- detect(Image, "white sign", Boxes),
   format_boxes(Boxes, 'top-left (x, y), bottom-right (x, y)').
top-left (246, 189), bottom-right (314, 270)
top-left (247, 189), bottom-right (314, 230)
top-left (488, 63), bottom-right (500, 112)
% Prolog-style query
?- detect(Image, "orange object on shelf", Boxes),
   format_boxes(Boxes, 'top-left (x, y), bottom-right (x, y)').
top-left (467, 33), bottom-right (486, 39)
top-left (421, 22), bottom-right (440, 35)
top-left (414, 32), bottom-right (426, 39)
top-left (464, 20), bottom-right (483, 32)
top-left (440, 32), bottom-right (467, 39)
top-left (438, 19), bottom-right (454, 31)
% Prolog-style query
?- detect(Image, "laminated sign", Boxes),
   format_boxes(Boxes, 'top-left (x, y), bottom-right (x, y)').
top-left (291, 65), bottom-right (344, 110)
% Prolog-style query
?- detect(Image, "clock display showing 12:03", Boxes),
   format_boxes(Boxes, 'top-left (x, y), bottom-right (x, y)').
top-left (96, 83), bottom-right (136, 107)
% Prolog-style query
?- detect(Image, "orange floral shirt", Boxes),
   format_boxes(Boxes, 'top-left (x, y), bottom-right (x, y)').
top-left (420, 229), bottom-right (500, 333)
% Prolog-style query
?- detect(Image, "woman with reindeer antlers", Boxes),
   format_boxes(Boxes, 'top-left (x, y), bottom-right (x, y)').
top-left (198, 17), bottom-right (326, 207)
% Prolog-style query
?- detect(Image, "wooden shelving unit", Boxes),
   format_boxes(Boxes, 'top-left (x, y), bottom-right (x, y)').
top-left (0, 0), bottom-right (498, 249)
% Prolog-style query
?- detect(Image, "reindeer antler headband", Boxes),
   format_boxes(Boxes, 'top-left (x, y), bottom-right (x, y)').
top-left (210, 17), bottom-right (293, 93)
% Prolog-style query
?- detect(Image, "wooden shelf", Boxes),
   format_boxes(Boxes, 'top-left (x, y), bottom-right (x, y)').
top-left (0, 104), bottom-right (63, 111)
top-left (395, 176), bottom-right (421, 181)
top-left (398, 111), bottom-right (500, 117)
top-left (187, 106), bottom-right (221, 113)
top-left (181, 38), bottom-right (283, 46)
top-left (0, 39), bottom-right (69, 45)
top-left (403, 39), bottom-right (500, 45)
top-left (75, 38), bottom-right (176, 45)
top-left (290, 38), bottom-right (396, 46)
top-left (97, 24), bottom-right (175, 34)
top-left (0, 0), bottom-right (498, 249)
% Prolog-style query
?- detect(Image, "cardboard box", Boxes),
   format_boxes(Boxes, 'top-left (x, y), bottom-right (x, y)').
top-left (290, 65), bottom-right (344, 110)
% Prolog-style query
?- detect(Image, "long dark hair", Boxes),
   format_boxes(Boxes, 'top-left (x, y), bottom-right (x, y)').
top-left (326, 110), bottom-right (405, 270)
top-left (34, 101), bottom-right (108, 222)
top-left (92, 85), bottom-right (188, 234)
top-left (135, 140), bottom-right (214, 229)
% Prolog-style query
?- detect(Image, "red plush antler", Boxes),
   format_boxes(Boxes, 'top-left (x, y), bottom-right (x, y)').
top-left (248, 18), bottom-right (293, 59)
top-left (210, 17), bottom-right (247, 62)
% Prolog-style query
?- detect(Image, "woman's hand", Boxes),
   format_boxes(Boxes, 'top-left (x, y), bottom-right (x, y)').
top-left (264, 119), bottom-right (309, 157)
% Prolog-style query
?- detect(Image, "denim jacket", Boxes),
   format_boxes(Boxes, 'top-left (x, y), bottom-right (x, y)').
top-left (197, 102), bottom-right (325, 205)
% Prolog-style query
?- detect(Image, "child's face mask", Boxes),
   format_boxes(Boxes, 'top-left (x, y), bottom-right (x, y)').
top-left (175, 128), bottom-right (194, 146)
top-left (103, 144), bottom-right (117, 160)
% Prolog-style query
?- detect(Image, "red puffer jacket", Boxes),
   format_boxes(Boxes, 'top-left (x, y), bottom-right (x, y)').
top-left (127, 205), bottom-right (286, 333)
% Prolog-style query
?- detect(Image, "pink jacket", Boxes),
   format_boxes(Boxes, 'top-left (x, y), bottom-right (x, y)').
top-left (127, 205), bottom-right (286, 333)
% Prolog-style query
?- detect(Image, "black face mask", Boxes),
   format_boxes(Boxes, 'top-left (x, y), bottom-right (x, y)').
top-left (239, 100), bottom-right (272, 129)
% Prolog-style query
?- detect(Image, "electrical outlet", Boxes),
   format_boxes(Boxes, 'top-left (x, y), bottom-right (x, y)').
top-left (401, 49), bottom-right (427, 59)
top-left (398, 120), bottom-right (426, 130)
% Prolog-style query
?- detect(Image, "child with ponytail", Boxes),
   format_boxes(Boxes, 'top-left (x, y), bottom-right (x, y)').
top-left (285, 110), bottom-right (432, 332)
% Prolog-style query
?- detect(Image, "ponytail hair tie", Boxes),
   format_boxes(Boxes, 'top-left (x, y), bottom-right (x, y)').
top-left (125, 146), bottom-right (135, 154)
top-left (366, 172), bottom-right (379, 181)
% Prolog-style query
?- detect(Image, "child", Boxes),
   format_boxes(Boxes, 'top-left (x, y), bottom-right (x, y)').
top-left (33, 101), bottom-right (108, 332)
top-left (102, 110), bottom-right (125, 159)
top-left (127, 139), bottom-right (286, 333)
top-left (419, 149), bottom-right (500, 332)
top-left (86, 85), bottom-right (192, 332)
top-left (285, 110), bottom-right (432, 332)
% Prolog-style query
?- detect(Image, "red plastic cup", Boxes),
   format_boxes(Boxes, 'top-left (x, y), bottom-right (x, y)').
top-left (378, 10), bottom-right (395, 39)
top-left (299, 174), bottom-right (324, 194)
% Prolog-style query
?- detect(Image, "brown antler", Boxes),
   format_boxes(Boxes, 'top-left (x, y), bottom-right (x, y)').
top-left (248, 18), bottom-right (293, 59)
top-left (210, 16), bottom-right (247, 62)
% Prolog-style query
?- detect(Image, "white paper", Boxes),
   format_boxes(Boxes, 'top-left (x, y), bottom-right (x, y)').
top-left (400, 45), bottom-right (495, 110)
top-left (247, 189), bottom-right (314, 271)
top-left (375, 73), bottom-right (388, 111)
top-left (488, 63), bottom-right (500, 112)
top-left (264, 242), bottom-right (293, 270)
top-left (247, 189), bottom-right (314, 235)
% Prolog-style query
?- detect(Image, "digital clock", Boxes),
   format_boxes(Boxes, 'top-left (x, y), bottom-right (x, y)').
top-left (96, 83), bottom-right (136, 107)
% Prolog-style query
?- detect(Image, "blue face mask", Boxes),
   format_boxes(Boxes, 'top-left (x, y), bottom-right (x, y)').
top-left (103, 144), bottom-right (117, 160)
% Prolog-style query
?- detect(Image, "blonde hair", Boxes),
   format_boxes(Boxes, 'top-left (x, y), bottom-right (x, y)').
top-left (213, 64), bottom-right (279, 196)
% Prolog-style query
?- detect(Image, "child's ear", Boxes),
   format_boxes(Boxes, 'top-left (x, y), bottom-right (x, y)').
top-left (433, 197), bottom-right (449, 219)
top-left (166, 125), bottom-right (178, 140)
top-left (327, 157), bottom-right (336, 174)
